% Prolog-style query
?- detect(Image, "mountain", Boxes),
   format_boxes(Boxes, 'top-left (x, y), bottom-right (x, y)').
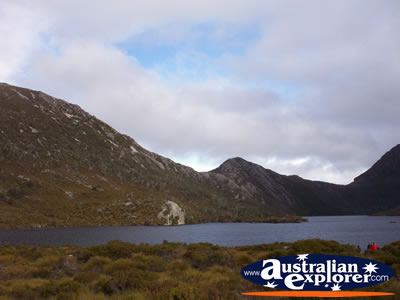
top-left (345, 144), bottom-right (400, 215)
top-left (210, 148), bottom-right (400, 218)
top-left (353, 144), bottom-right (400, 183)
top-left (0, 83), bottom-right (399, 228)
top-left (210, 158), bottom-right (349, 216)
top-left (0, 83), bottom-right (287, 228)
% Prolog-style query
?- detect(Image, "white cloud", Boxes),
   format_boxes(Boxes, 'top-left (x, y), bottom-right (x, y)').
top-left (0, 2), bottom-right (48, 82)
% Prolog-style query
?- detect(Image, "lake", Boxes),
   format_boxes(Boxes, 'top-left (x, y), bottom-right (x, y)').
top-left (0, 216), bottom-right (399, 250)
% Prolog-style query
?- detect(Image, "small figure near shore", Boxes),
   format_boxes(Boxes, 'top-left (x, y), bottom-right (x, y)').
top-left (367, 241), bottom-right (378, 251)
top-left (357, 245), bottom-right (361, 253)
top-left (371, 242), bottom-right (378, 250)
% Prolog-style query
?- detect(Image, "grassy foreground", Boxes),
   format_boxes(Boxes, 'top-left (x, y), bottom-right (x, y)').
top-left (0, 239), bottom-right (398, 300)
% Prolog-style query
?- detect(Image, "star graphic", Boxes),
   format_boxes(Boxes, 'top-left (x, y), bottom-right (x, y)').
top-left (264, 281), bottom-right (278, 288)
top-left (331, 283), bottom-right (341, 291)
top-left (296, 254), bottom-right (309, 261)
top-left (363, 262), bottom-right (379, 274)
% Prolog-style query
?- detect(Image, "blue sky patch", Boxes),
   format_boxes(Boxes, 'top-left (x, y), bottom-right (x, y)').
top-left (116, 22), bottom-right (261, 70)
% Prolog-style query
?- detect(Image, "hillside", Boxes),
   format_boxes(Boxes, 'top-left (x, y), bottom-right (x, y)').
top-left (0, 83), bottom-right (293, 228)
top-left (346, 144), bottom-right (400, 215)
top-left (0, 83), bottom-right (399, 228)
top-left (211, 158), bottom-right (348, 216)
top-left (212, 145), bottom-right (400, 216)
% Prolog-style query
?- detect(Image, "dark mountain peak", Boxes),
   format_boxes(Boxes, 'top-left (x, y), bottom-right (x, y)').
top-left (227, 157), bottom-right (247, 162)
top-left (220, 157), bottom-right (249, 167)
top-left (389, 144), bottom-right (400, 154)
top-left (212, 157), bottom-right (271, 175)
top-left (353, 144), bottom-right (400, 184)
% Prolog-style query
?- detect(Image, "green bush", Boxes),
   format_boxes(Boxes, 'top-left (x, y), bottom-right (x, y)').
top-left (169, 259), bottom-right (190, 272)
top-left (234, 253), bottom-right (253, 266)
top-left (56, 277), bottom-right (81, 298)
top-left (8, 279), bottom-right (50, 299)
top-left (169, 284), bottom-right (197, 300)
top-left (103, 259), bottom-right (159, 292)
top-left (94, 274), bottom-right (115, 295)
top-left (131, 254), bottom-right (166, 272)
top-left (84, 256), bottom-right (112, 273)
top-left (74, 271), bottom-right (101, 284)
top-left (88, 241), bottom-right (137, 259)
top-left (0, 239), bottom-right (399, 299)
top-left (289, 239), bottom-right (355, 255)
top-left (3, 264), bottom-right (28, 279)
top-left (31, 256), bottom-right (61, 278)
top-left (183, 243), bottom-right (230, 269)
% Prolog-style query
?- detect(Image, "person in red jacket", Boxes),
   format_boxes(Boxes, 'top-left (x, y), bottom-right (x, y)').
top-left (371, 242), bottom-right (378, 250)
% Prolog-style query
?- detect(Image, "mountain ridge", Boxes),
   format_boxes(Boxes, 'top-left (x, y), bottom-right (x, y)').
top-left (0, 83), bottom-right (399, 228)
top-left (0, 83), bottom-right (277, 227)
top-left (353, 144), bottom-right (400, 184)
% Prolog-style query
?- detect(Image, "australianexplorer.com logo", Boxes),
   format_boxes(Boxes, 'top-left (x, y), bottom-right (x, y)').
top-left (241, 254), bottom-right (395, 297)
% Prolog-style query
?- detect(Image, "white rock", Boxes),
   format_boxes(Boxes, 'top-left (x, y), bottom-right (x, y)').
top-left (12, 89), bottom-right (29, 100)
top-left (107, 139), bottom-right (119, 148)
top-left (30, 127), bottom-right (39, 133)
top-left (157, 201), bottom-right (185, 225)
top-left (64, 112), bottom-right (75, 119)
top-left (130, 145), bottom-right (138, 154)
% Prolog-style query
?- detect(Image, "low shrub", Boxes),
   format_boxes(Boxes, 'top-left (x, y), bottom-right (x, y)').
top-left (87, 241), bottom-right (137, 259)
top-left (0, 239), bottom-right (398, 299)
top-left (83, 256), bottom-right (112, 273)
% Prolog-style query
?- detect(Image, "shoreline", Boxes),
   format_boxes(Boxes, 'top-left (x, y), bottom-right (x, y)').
top-left (3, 214), bottom-right (399, 230)
top-left (0, 216), bottom-right (308, 230)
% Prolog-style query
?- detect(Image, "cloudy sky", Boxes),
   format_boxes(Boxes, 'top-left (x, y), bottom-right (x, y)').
top-left (1, 0), bottom-right (399, 184)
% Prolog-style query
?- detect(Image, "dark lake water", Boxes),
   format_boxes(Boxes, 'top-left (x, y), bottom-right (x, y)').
top-left (0, 216), bottom-right (399, 250)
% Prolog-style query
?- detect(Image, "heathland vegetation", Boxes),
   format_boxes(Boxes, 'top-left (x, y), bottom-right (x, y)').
top-left (0, 239), bottom-right (398, 299)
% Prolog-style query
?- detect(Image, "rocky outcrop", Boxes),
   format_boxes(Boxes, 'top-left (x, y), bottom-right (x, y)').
top-left (157, 201), bottom-right (185, 225)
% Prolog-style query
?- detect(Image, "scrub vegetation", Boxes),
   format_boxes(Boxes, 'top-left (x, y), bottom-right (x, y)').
top-left (0, 239), bottom-right (398, 299)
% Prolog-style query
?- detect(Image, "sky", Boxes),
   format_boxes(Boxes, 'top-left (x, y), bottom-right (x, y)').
top-left (1, 0), bottom-right (399, 184)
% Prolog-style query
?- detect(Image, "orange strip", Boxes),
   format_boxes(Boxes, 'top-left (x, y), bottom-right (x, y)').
top-left (242, 291), bottom-right (395, 297)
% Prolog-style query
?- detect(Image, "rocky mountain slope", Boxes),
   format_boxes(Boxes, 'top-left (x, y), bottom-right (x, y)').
top-left (0, 83), bottom-right (286, 228)
top-left (0, 83), bottom-right (398, 227)
top-left (345, 144), bottom-right (400, 215)
top-left (211, 146), bottom-right (400, 216)
top-left (210, 158), bottom-right (347, 216)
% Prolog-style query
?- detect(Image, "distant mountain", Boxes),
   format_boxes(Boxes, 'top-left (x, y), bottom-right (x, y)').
top-left (354, 144), bottom-right (400, 183)
top-left (345, 144), bottom-right (400, 215)
top-left (213, 145), bottom-right (400, 216)
top-left (211, 157), bottom-right (348, 216)
top-left (0, 83), bottom-right (398, 228)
